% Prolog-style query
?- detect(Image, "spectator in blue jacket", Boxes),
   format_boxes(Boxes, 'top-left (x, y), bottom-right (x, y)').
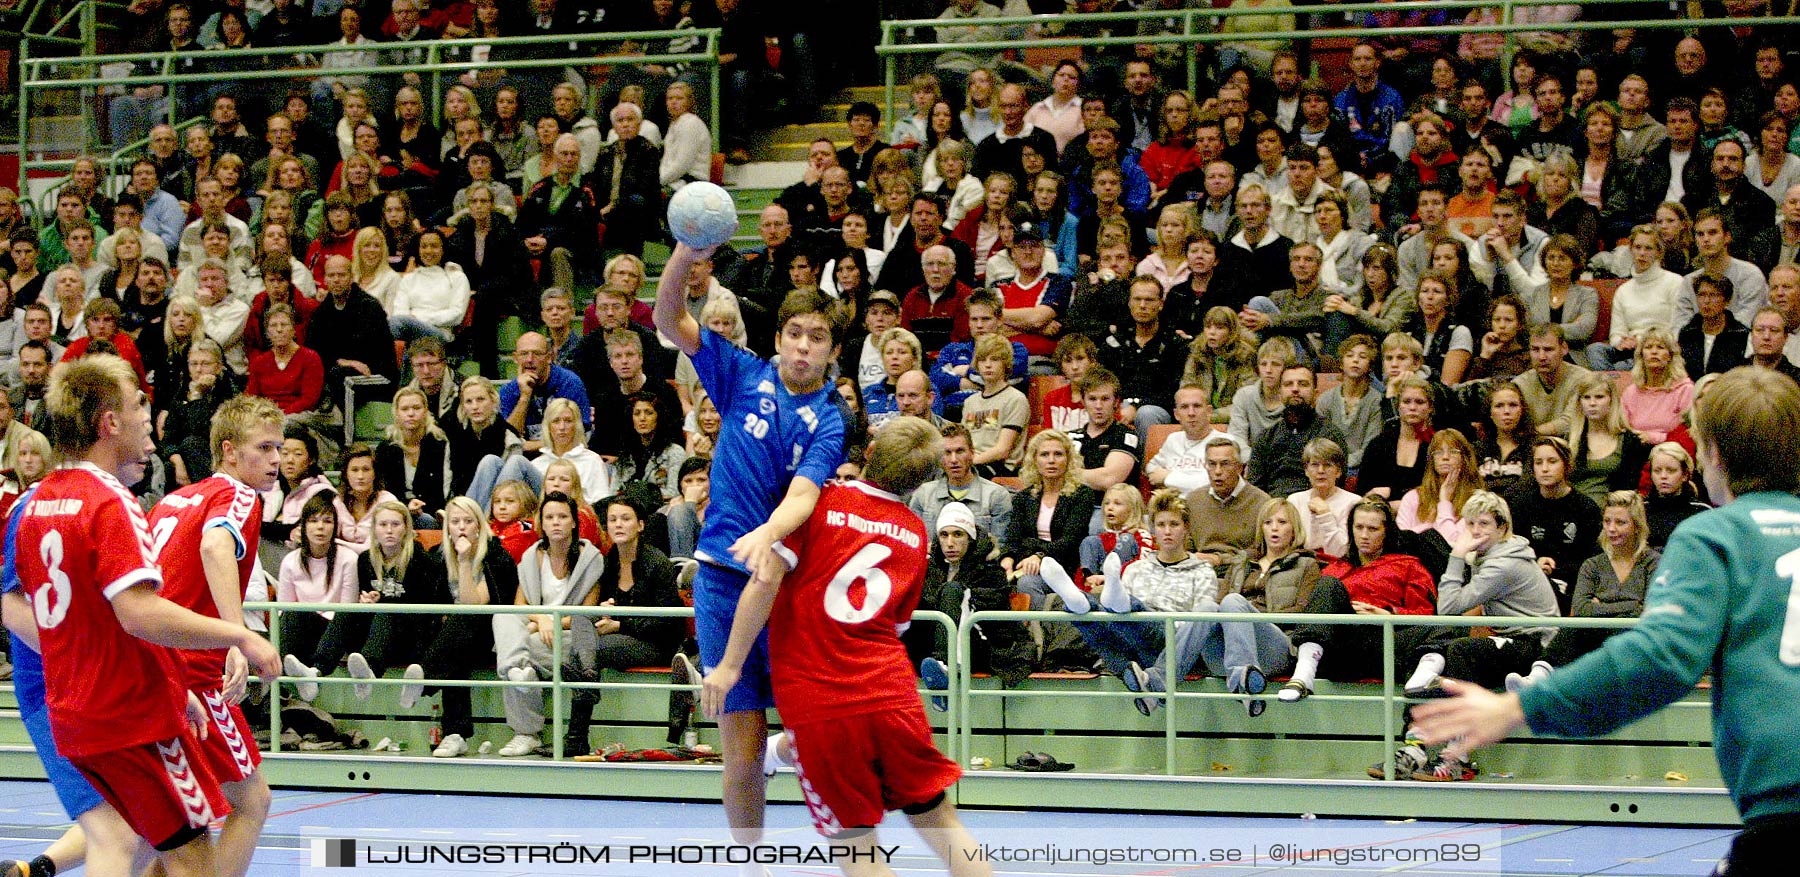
top-left (1332, 41), bottom-right (1407, 175)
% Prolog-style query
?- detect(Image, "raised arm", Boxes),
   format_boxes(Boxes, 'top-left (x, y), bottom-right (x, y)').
top-left (653, 242), bottom-right (716, 357)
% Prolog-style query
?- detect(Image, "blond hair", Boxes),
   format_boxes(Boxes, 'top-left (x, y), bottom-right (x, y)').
top-left (1416, 428), bottom-right (1483, 519)
top-left (861, 416), bottom-right (943, 495)
top-left (1692, 366), bottom-right (1800, 495)
top-left (351, 226), bottom-right (389, 279)
top-left (876, 327), bottom-right (922, 372)
top-left (440, 496), bottom-right (491, 594)
top-left (1459, 490), bottom-right (1514, 538)
top-left (208, 394), bottom-right (285, 464)
top-left (1022, 429), bottom-right (1083, 497)
top-left (1630, 326), bottom-right (1687, 388)
top-left (368, 500), bottom-right (417, 581)
top-left (384, 386), bottom-right (448, 444)
top-left (1253, 496), bottom-right (1306, 559)
top-left (1102, 483), bottom-right (1148, 532)
top-left (1569, 371), bottom-right (1627, 450)
top-left (1601, 490), bottom-right (1649, 563)
top-left (1149, 488), bottom-right (1193, 550)
top-left (973, 333), bottom-right (1011, 366)
top-left (45, 354), bottom-right (136, 456)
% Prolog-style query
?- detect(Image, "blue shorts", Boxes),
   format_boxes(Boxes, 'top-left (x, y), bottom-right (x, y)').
top-left (693, 562), bottom-right (774, 713)
top-left (19, 695), bottom-right (105, 820)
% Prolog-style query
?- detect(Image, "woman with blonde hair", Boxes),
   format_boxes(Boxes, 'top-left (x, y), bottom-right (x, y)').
top-left (1643, 441), bottom-right (1708, 547)
top-left (421, 495), bottom-right (520, 757)
top-left (1003, 429), bottom-right (1099, 606)
top-left (1518, 490), bottom-right (1656, 686)
top-left (376, 386), bottom-right (452, 528)
top-left (1620, 326), bottom-right (1693, 444)
top-left (1396, 428), bottom-right (1485, 545)
top-left (290, 500), bottom-right (450, 701)
top-left (1569, 371), bottom-right (1649, 503)
top-left (1137, 203), bottom-right (1196, 292)
top-left (446, 375), bottom-right (523, 501)
top-left (1130, 495), bottom-right (1320, 716)
top-left (351, 225), bottom-right (402, 313)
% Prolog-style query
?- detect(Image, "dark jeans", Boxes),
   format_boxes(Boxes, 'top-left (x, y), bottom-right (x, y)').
top-left (312, 608), bottom-right (435, 676)
top-left (418, 614), bottom-right (495, 739)
top-left (1291, 577), bottom-right (1442, 682)
top-left (1725, 813), bottom-right (1800, 876)
top-left (564, 631), bottom-right (667, 749)
top-left (279, 611), bottom-right (331, 666)
top-left (1543, 625), bottom-right (1620, 669)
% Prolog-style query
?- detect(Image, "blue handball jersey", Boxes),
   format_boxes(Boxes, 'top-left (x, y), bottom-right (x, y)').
top-left (691, 329), bottom-right (846, 574)
top-left (2, 487), bottom-right (42, 706)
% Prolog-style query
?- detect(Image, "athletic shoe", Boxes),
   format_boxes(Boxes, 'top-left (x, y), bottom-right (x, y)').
top-left (1227, 665), bottom-right (1268, 717)
top-left (763, 732), bottom-right (791, 777)
top-left (284, 654), bottom-right (320, 702)
top-left (346, 653), bottom-right (375, 700)
top-left (919, 657), bottom-right (950, 712)
top-left (432, 734), bottom-right (468, 758)
top-left (1412, 756), bottom-right (1479, 782)
top-left (1243, 665), bottom-right (1267, 717)
top-left (1367, 744), bottom-right (1430, 780)
top-left (1122, 662), bottom-right (1154, 717)
top-left (0, 859), bottom-right (20, 877)
top-left (498, 734), bottom-right (540, 757)
top-left (1278, 679), bottom-right (1311, 702)
top-left (399, 664), bottom-right (425, 709)
top-left (0, 661), bottom-right (12, 681)
top-left (1403, 674), bottom-right (1443, 699)
top-left (372, 737), bottom-right (394, 752)
top-left (1504, 672), bottom-right (1526, 694)
top-left (477, 740), bottom-right (494, 755)
top-left (507, 665), bottom-right (537, 684)
top-left (668, 652), bottom-right (697, 744)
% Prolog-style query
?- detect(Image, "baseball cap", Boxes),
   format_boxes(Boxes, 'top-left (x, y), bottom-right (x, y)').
top-left (1012, 220), bottom-right (1046, 245)
top-left (868, 290), bottom-right (902, 311)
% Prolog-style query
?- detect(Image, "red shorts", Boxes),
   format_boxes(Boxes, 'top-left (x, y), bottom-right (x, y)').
top-left (192, 688), bottom-right (262, 783)
top-left (71, 730), bottom-right (230, 849)
top-left (786, 708), bottom-right (961, 836)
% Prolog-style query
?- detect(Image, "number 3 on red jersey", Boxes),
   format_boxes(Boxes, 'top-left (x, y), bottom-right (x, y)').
top-left (33, 531), bottom-right (72, 630)
top-left (823, 544), bottom-right (894, 625)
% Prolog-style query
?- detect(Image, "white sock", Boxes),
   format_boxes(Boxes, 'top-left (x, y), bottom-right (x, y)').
top-left (1405, 652), bottom-right (1445, 691)
top-left (1528, 660), bottom-right (1553, 683)
top-left (1039, 557), bottom-right (1089, 614)
top-left (1291, 642), bottom-right (1323, 688)
top-left (1098, 557), bottom-right (1132, 614)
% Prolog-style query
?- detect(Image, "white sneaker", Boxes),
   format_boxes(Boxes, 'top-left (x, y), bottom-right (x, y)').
top-left (284, 654), bottom-right (320, 702)
top-left (346, 653), bottom-right (374, 700)
top-left (399, 664), bottom-right (425, 709)
top-left (432, 734), bottom-right (469, 758)
top-left (763, 731), bottom-right (792, 777)
top-left (1504, 672), bottom-right (1526, 694)
top-left (477, 740), bottom-right (494, 755)
top-left (372, 736), bottom-right (394, 752)
top-left (506, 665), bottom-right (537, 684)
top-left (498, 734), bottom-right (540, 757)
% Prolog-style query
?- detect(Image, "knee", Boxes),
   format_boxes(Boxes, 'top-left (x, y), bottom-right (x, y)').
top-left (1219, 593), bottom-right (1253, 612)
top-left (231, 775), bottom-right (273, 820)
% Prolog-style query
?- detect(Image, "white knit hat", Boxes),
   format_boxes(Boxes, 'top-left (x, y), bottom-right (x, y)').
top-left (935, 502), bottom-right (978, 539)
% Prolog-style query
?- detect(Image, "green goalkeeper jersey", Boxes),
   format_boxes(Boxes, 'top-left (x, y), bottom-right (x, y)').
top-left (1520, 491), bottom-right (1800, 821)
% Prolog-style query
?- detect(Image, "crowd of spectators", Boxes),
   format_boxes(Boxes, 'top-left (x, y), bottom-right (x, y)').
top-left (0, 0), bottom-right (1789, 769)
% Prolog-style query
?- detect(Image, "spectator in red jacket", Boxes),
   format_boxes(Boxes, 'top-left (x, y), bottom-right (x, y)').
top-left (246, 303), bottom-right (325, 414)
top-left (900, 244), bottom-right (973, 357)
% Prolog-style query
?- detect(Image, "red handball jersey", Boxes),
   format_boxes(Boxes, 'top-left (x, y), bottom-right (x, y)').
top-left (17, 463), bottom-right (186, 757)
top-left (149, 473), bottom-right (264, 691)
top-left (768, 481), bottom-right (929, 725)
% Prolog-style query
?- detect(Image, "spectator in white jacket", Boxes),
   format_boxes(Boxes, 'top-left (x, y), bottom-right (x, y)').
top-left (660, 82), bottom-right (712, 190)
top-left (389, 231), bottom-right (471, 342)
top-left (1588, 225), bottom-right (1682, 370)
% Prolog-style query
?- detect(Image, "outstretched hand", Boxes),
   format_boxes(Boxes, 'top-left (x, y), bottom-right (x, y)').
top-left (1408, 678), bottom-right (1527, 758)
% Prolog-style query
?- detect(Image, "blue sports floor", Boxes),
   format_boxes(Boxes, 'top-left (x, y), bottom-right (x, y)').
top-left (0, 780), bottom-right (1736, 875)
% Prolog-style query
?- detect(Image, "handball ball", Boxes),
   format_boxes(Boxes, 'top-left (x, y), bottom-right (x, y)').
top-left (668, 182), bottom-right (739, 249)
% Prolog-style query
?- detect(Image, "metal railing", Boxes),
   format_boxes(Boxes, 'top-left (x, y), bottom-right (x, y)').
top-left (16, 26), bottom-right (723, 199)
top-left (245, 599), bottom-right (1691, 785)
top-left (956, 609), bottom-right (1677, 779)
top-left (251, 601), bottom-right (958, 762)
top-left (877, 1), bottom-right (1799, 130)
